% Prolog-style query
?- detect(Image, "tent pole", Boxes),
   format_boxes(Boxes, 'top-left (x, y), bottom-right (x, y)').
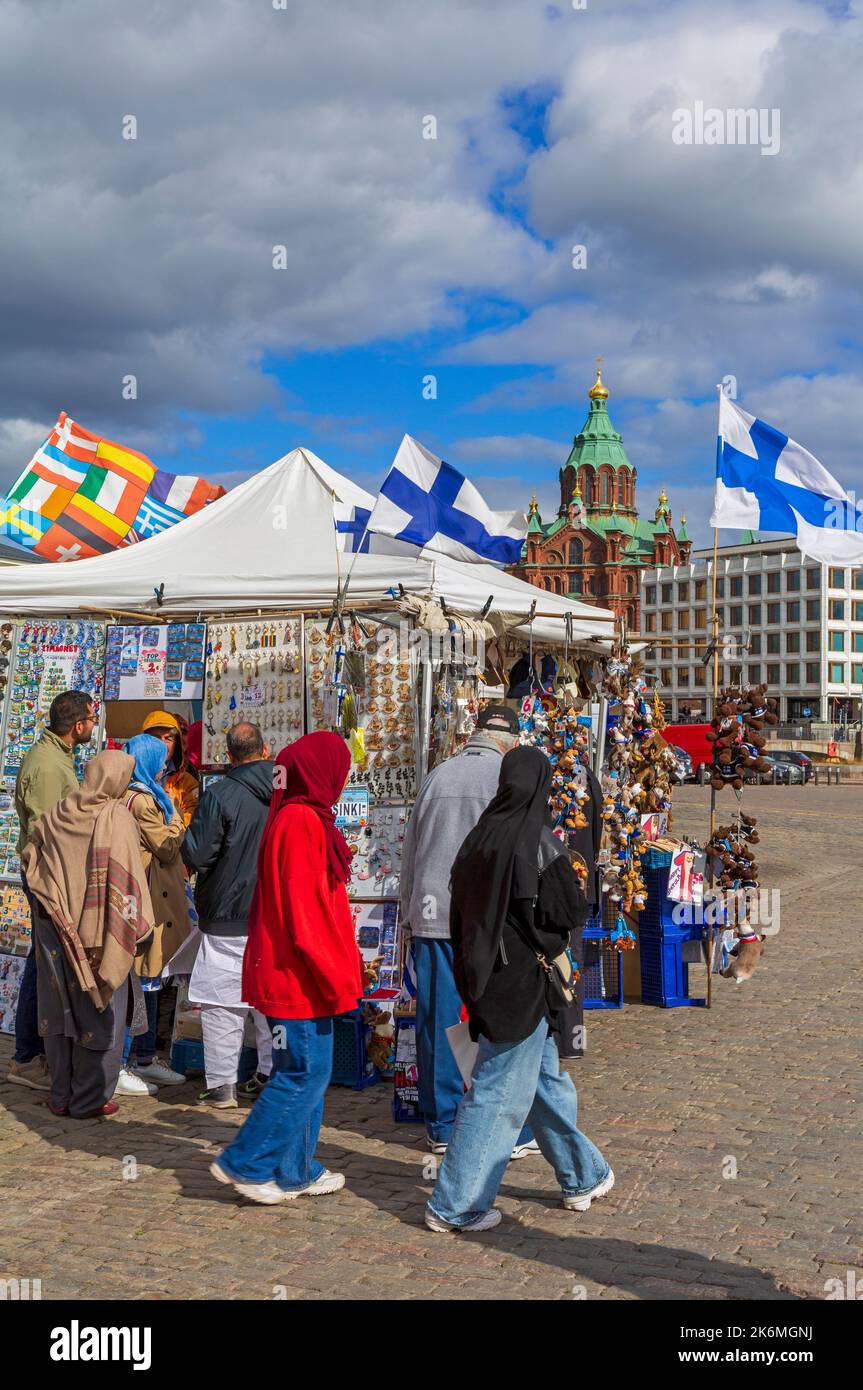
top-left (706, 524), bottom-right (720, 1009)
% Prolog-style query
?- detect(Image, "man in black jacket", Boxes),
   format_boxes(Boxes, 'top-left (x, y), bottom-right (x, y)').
top-left (182, 722), bottom-right (275, 1108)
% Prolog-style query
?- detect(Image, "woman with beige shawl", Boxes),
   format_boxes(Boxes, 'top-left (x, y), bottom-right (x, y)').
top-left (21, 750), bottom-right (155, 1118)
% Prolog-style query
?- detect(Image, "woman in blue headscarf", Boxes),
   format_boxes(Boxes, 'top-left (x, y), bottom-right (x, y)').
top-left (115, 733), bottom-right (192, 1095)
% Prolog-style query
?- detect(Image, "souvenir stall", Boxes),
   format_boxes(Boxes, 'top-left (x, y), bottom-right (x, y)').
top-left (0, 446), bottom-right (615, 1062)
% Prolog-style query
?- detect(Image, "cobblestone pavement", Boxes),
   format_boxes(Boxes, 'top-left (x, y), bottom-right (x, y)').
top-left (1, 784), bottom-right (860, 1301)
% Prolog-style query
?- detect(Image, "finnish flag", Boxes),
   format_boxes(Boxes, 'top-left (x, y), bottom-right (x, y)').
top-left (365, 435), bottom-right (527, 566)
top-left (711, 392), bottom-right (863, 563)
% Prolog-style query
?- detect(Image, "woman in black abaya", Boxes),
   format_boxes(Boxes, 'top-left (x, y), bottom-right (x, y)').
top-left (426, 746), bottom-right (614, 1233)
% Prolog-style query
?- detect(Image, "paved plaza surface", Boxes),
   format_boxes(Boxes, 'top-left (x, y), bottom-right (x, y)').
top-left (1, 784), bottom-right (860, 1302)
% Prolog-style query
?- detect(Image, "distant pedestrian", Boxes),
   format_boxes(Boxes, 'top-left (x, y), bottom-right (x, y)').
top-left (21, 751), bottom-right (154, 1119)
top-left (400, 705), bottom-right (538, 1158)
top-left (140, 710), bottom-right (199, 825)
top-left (7, 690), bottom-right (97, 1092)
top-left (183, 722), bottom-right (275, 1108)
top-left (210, 733), bottom-right (363, 1205)
top-left (426, 746), bottom-right (613, 1233)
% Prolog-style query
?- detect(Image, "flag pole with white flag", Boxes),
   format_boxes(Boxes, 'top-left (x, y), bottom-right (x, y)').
top-left (710, 388), bottom-right (863, 563)
top-left (362, 434), bottom-right (528, 566)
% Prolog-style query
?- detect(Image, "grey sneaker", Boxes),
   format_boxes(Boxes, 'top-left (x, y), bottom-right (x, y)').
top-left (425, 1208), bottom-right (502, 1233)
top-left (7, 1055), bottom-right (50, 1091)
top-left (196, 1083), bottom-right (238, 1109)
top-left (238, 1072), bottom-right (270, 1098)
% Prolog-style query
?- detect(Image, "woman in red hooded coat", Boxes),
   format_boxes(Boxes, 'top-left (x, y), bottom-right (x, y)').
top-left (211, 733), bottom-right (363, 1205)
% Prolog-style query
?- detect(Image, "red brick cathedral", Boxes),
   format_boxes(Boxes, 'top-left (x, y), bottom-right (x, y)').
top-left (509, 363), bottom-right (691, 632)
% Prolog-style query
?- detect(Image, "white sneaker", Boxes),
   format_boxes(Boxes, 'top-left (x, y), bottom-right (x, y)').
top-left (428, 1141), bottom-right (448, 1156)
top-left (288, 1169), bottom-right (346, 1198)
top-left (209, 1161), bottom-right (286, 1205)
top-left (510, 1139), bottom-right (541, 1160)
top-left (425, 1208), bottom-right (502, 1234)
top-left (562, 1168), bottom-right (615, 1211)
top-left (132, 1059), bottom-right (185, 1086)
top-left (114, 1067), bottom-right (157, 1097)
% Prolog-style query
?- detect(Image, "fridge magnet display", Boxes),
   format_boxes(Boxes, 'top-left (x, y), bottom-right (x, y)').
top-left (349, 899), bottom-right (402, 999)
top-left (2, 619), bottom-right (105, 780)
top-left (0, 952), bottom-right (26, 1033)
top-left (105, 622), bottom-right (206, 701)
top-left (203, 619), bottom-right (304, 764)
top-left (345, 801), bottom-right (409, 900)
top-left (0, 883), bottom-right (31, 955)
top-left (0, 788), bottom-right (23, 880)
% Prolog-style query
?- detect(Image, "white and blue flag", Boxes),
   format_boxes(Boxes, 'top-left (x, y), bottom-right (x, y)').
top-left (365, 435), bottom-right (527, 567)
top-left (711, 392), bottom-right (863, 563)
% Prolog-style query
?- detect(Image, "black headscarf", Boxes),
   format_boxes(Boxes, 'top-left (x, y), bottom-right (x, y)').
top-left (449, 745), bottom-right (552, 1002)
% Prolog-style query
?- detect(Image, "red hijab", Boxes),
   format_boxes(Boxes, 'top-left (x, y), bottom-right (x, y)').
top-left (261, 732), bottom-right (353, 884)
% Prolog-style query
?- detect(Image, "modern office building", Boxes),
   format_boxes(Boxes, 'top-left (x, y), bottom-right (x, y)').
top-left (640, 536), bottom-right (863, 724)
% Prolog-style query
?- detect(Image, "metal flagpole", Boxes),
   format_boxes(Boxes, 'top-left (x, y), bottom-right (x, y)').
top-left (706, 382), bottom-right (725, 1008)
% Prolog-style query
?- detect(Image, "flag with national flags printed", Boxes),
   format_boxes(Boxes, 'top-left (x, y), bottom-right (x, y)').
top-left (0, 413), bottom-right (226, 561)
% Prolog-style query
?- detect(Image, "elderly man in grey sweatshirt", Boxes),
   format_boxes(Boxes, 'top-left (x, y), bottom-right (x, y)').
top-left (400, 704), bottom-right (538, 1157)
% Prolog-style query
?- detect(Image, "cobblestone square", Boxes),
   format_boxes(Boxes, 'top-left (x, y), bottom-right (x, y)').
top-left (1, 784), bottom-right (859, 1301)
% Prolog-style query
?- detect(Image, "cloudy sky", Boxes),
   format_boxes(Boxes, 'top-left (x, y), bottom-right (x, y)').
top-left (1, 0), bottom-right (860, 543)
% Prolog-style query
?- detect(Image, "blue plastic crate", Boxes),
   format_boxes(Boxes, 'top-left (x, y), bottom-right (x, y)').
top-left (582, 926), bottom-right (623, 1009)
top-left (170, 1037), bottom-right (259, 1080)
top-left (639, 930), bottom-right (706, 1007)
top-left (330, 1010), bottom-right (379, 1090)
top-left (642, 846), bottom-right (673, 870)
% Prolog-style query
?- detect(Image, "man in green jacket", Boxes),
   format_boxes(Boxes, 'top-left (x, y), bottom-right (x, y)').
top-left (7, 690), bottom-right (97, 1090)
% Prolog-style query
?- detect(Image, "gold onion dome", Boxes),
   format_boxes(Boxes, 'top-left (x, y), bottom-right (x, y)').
top-left (588, 362), bottom-right (609, 400)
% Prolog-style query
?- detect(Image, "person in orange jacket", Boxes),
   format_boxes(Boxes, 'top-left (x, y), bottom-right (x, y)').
top-left (140, 710), bottom-right (199, 826)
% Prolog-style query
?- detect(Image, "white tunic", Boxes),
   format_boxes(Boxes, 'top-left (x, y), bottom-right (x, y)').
top-left (188, 933), bottom-right (249, 1008)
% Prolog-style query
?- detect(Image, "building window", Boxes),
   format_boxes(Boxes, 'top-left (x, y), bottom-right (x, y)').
top-left (806, 662), bottom-right (820, 684)
top-left (786, 632), bottom-right (800, 653)
top-left (645, 612), bottom-right (656, 633)
top-left (786, 569), bottom-right (801, 592)
top-left (767, 633), bottom-right (780, 654)
top-left (678, 581), bottom-right (689, 602)
top-left (829, 567), bottom-right (846, 589)
top-left (568, 537), bottom-right (583, 565)
top-left (829, 599), bottom-right (845, 621)
top-left (748, 604), bottom-right (761, 626)
top-left (748, 664), bottom-right (761, 683)
top-left (766, 663), bottom-right (781, 684)
top-left (852, 570), bottom-right (863, 591)
top-left (693, 668), bottom-right (705, 687)
top-left (829, 631), bottom-right (845, 652)
top-left (730, 604), bottom-right (743, 626)
top-left (662, 583), bottom-right (673, 603)
top-left (600, 469), bottom-right (613, 505)
top-left (853, 601), bottom-right (863, 623)
top-left (748, 574), bottom-right (761, 595)
top-left (693, 609), bottom-right (707, 630)
top-left (730, 576), bottom-right (743, 597)
top-left (786, 600), bottom-right (801, 623)
top-left (660, 668), bottom-right (672, 686)
top-left (853, 632), bottom-right (863, 653)
top-left (806, 600), bottom-right (820, 622)
top-left (786, 662), bottom-right (800, 684)
top-left (678, 668), bottom-right (690, 686)
top-left (749, 634), bottom-right (761, 654)
top-left (678, 610), bottom-right (690, 631)
top-left (853, 663), bottom-right (863, 685)
top-left (806, 568), bottom-right (820, 590)
top-left (645, 584), bottom-right (656, 606)
top-left (806, 630), bottom-right (820, 652)
top-left (767, 603), bottom-right (781, 624)
top-left (695, 579), bottom-right (707, 601)
top-left (661, 611), bottom-right (673, 632)
top-left (767, 571), bottom-right (781, 593)
top-left (829, 662), bottom-right (845, 684)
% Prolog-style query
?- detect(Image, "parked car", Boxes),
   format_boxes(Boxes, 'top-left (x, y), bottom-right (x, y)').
top-left (769, 748), bottom-right (815, 782)
top-left (666, 743), bottom-right (693, 784)
top-left (662, 723), bottom-right (714, 783)
top-left (744, 752), bottom-right (804, 785)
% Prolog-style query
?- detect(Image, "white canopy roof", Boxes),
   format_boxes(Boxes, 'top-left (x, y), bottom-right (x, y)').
top-left (0, 447), bottom-right (614, 643)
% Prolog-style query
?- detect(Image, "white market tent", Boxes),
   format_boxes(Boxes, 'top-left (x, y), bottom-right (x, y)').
top-left (0, 448), bottom-right (615, 645)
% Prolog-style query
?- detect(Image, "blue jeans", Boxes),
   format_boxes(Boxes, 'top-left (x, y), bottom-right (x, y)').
top-left (122, 990), bottom-right (159, 1067)
top-left (218, 1016), bottom-right (333, 1190)
top-left (428, 1016), bottom-right (610, 1226)
top-left (414, 937), bottom-right (532, 1148)
top-left (14, 871), bottom-right (45, 1063)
